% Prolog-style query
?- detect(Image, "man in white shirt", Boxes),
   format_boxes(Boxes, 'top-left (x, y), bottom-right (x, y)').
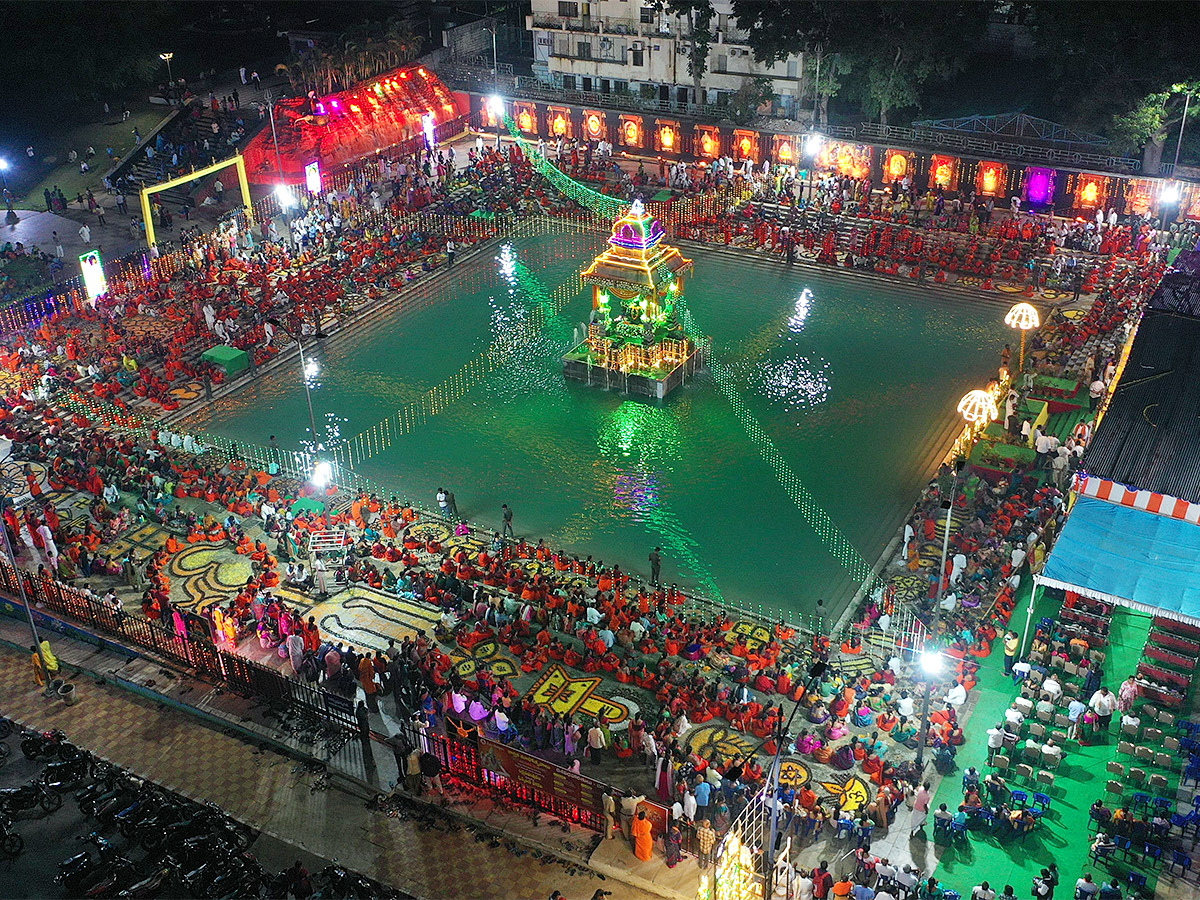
top-left (986, 723), bottom-right (1006, 764)
top-left (896, 691), bottom-right (914, 718)
top-left (1041, 674), bottom-right (1063, 702)
top-left (1005, 706), bottom-right (1025, 727)
top-left (972, 882), bottom-right (997, 900)
top-left (587, 722), bottom-right (607, 764)
top-left (1090, 687), bottom-right (1117, 733)
top-left (1075, 875), bottom-right (1099, 898)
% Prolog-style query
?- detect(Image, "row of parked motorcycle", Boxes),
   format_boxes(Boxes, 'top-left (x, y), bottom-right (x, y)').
top-left (0, 721), bottom-right (410, 898)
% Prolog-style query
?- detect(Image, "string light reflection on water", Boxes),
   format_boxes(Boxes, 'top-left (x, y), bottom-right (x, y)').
top-left (597, 400), bottom-right (723, 600)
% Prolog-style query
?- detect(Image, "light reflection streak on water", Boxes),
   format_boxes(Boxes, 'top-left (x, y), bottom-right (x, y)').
top-left (596, 401), bottom-right (724, 600)
top-left (677, 300), bottom-right (873, 584)
top-left (788, 288), bottom-right (814, 333)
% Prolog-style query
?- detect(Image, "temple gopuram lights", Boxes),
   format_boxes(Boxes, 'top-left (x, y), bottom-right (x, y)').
top-left (563, 200), bottom-right (708, 399)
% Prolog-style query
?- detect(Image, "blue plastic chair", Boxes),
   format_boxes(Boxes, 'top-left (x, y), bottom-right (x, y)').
top-left (1032, 792), bottom-right (1052, 813)
top-left (933, 818), bottom-right (951, 843)
top-left (1152, 796), bottom-right (1172, 813)
top-left (1091, 845), bottom-right (1115, 866)
top-left (949, 820), bottom-right (969, 844)
top-left (1010, 789), bottom-right (1029, 807)
top-left (944, 891), bottom-right (961, 900)
top-left (1115, 836), bottom-right (1134, 860)
top-left (1131, 791), bottom-right (1151, 810)
top-left (1126, 872), bottom-right (1147, 892)
top-left (835, 819), bottom-right (855, 841)
top-left (1142, 842), bottom-right (1163, 866)
top-left (857, 823), bottom-right (874, 848)
top-left (1169, 849), bottom-right (1193, 875)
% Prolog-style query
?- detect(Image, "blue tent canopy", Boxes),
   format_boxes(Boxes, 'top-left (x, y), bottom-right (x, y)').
top-left (1038, 495), bottom-right (1200, 624)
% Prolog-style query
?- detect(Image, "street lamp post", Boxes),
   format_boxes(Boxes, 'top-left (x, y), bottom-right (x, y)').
top-left (488, 95), bottom-right (504, 149)
top-left (914, 385), bottom-right (981, 770)
top-left (0, 452), bottom-right (56, 698)
top-left (1004, 302), bottom-right (1041, 373)
top-left (159, 52), bottom-right (174, 84)
top-left (1174, 88), bottom-right (1193, 174)
top-left (265, 91), bottom-right (286, 186)
top-left (0, 159), bottom-right (16, 225)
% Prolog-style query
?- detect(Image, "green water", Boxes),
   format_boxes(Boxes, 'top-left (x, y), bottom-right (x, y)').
top-left (184, 229), bottom-right (1006, 618)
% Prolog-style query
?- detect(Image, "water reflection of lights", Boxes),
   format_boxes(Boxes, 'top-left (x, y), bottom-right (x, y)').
top-left (303, 357), bottom-right (320, 382)
top-left (788, 288), bottom-right (814, 333)
top-left (497, 242), bottom-right (518, 284)
top-left (759, 357), bottom-right (831, 412)
top-left (613, 469), bottom-right (660, 515)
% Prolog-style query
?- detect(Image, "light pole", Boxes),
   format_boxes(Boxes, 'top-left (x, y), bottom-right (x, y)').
top-left (1004, 302), bottom-right (1040, 373)
top-left (1, 159), bottom-right (17, 225)
top-left (1173, 87), bottom-right (1193, 174)
top-left (488, 94), bottom-right (504, 149)
top-left (265, 91), bottom-right (286, 186)
top-left (159, 52), bottom-right (174, 84)
top-left (0, 450), bottom-right (56, 698)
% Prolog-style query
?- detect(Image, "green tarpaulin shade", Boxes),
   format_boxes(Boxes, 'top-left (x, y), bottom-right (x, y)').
top-left (201, 345), bottom-right (250, 375)
top-left (651, 190), bottom-right (675, 202)
top-left (468, 209), bottom-right (496, 220)
top-left (291, 497), bottom-right (326, 514)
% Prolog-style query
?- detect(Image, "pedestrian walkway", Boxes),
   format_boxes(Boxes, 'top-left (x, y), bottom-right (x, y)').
top-left (0, 626), bottom-right (662, 900)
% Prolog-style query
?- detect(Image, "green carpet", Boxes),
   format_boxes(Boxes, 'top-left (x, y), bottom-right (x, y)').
top-left (928, 583), bottom-right (1158, 893)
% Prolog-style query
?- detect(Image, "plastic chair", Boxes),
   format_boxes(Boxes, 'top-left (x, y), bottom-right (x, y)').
top-left (949, 820), bottom-right (968, 844)
top-left (1032, 792), bottom-right (1052, 812)
top-left (932, 818), bottom-right (951, 843)
top-left (1131, 791), bottom-right (1152, 810)
top-left (857, 823), bottom-right (873, 848)
top-left (835, 818), bottom-right (855, 841)
top-left (1126, 872), bottom-right (1147, 892)
top-left (1010, 789), bottom-right (1029, 807)
top-left (1091, 845), bottom-right (1115, 866)
top-left (1142, 842), bottom-right (1163, 866)
top-left (1169, 849), bottom-right (1192, 875)
top-left (1152, 796), bottom-right (1173, 813)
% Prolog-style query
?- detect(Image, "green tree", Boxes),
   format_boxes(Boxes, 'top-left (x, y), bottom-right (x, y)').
top-left (664, 1), bottom-right (716, 108)
top-left (730, 1), bottom-right (989, 124)
top-left (729, 76), bottom-right (776, 125)
top-left (1111, 85), bottom-right (1200, 172)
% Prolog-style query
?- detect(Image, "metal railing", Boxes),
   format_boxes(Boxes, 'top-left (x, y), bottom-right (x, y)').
top-left (0, 558), bottom-right (359, 732)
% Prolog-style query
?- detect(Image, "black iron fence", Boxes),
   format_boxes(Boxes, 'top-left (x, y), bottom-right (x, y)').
top-left (0, 557), bottom-right (358, 732)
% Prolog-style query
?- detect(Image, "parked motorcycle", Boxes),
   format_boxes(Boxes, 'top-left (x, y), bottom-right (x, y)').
top-left (117, 858), bottom-right (181, 899)
top-left (55, 833), bottom-right (126, 895)
top-left (20, 728), bottom-right (81, 761)
top-left (40, 754), bottom-right (92, 791)
top-left (0, 815), bottom-right (23, 856)
top-left (0, 778), bottom-right (63, 815)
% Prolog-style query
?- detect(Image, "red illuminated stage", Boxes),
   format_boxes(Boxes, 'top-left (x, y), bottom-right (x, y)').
top-left (241, 66), bottom-right (460, 184)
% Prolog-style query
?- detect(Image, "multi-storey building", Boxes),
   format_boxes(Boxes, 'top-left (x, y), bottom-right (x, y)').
top-left (527, 0), bottom-right (810, 120)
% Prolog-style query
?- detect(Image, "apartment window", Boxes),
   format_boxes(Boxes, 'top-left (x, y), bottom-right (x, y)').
top-left (640, 7), bottom-right (655, 24)
top-left (577, 40), bottom-right (592, 59)
top-left (715, 53), bottom-right (727, 73)
top-left (559, 1), bottom-right (579, 17)
top-left (562, 74), bottom-right (576, 90)
top-left (632, 47), bottom-right (644, 66)
top-left (787, 59), bottom-right (798, 78)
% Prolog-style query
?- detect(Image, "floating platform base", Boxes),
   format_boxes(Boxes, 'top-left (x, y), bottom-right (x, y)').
top-left (561, 342), bottom-right (705, 400)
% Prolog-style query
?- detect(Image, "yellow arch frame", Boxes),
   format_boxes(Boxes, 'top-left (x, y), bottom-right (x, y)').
top-left (139, 153), bottom-right (253, 250)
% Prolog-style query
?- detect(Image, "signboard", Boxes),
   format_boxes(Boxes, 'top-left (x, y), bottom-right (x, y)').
top-left (478, 737), bottom-right (608, 816)
top-left (79, 250), bottom-right (107, 302)
top-left (304, 160), bottom-right (322, 194)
